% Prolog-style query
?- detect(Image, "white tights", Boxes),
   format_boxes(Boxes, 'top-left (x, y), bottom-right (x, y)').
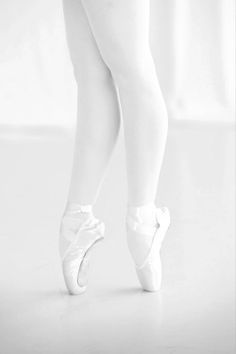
top-left (62, 0), bottom-right (168, 210)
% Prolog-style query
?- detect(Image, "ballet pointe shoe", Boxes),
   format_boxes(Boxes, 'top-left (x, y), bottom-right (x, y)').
top-left (126, 206), bottom-right (170, 292)
top-left (59, 210), bottom-right (105, 295)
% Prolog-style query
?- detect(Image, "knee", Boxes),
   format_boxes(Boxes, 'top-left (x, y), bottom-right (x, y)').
top-left (104, 46), bottom-right (157, 90)
top-left (72, 59), bottom-right (114, 88)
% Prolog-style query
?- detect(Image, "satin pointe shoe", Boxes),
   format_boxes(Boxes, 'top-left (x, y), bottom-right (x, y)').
top-left (59, 209), bottom-right (105, 295)
top-left (126, 206), bottom-right (170, 292)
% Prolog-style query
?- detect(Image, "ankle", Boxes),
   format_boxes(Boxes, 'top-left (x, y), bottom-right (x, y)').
top-left (64, 202), bottom-right (93, 213)
top-left (63, 202), bottom-right (93, 216)
top-left (61, 203), bottom-right (95, 232)
top-left (126, 202), bottom-right (157, 225)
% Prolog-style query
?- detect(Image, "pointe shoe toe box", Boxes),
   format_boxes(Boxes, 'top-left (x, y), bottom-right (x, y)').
top-left (126, 206), bottom-right (170, 292)
top-left (60, 217), bottom-right (105, 295)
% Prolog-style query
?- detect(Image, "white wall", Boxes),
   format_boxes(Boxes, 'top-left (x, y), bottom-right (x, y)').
top-left (0, 0), bottom-right (76, 128)
top-left (0, 0), bottom-right (234, 128)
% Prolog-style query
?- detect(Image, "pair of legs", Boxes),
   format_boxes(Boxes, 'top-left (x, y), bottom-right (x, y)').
top-left (63, 0), bottom-right (169, 211)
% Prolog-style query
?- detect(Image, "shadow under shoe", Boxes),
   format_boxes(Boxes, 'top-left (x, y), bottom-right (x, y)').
top-left (59, 212), bottom-right (105, 295)
top-left (126, 207), bottom-right (170, 292)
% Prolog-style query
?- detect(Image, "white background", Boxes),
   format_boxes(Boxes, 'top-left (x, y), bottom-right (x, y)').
top-left (0, 1), bottom-right (235, 354)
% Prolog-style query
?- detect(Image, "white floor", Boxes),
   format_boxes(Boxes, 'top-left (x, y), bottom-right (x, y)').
top-left (0, 122), bottom-right (235, 354)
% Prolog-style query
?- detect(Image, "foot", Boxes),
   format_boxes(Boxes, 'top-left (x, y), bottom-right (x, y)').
top-left (126, 205), bottom-right (170, 292)
top-left (59, 208), bottom-right (105, 295)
